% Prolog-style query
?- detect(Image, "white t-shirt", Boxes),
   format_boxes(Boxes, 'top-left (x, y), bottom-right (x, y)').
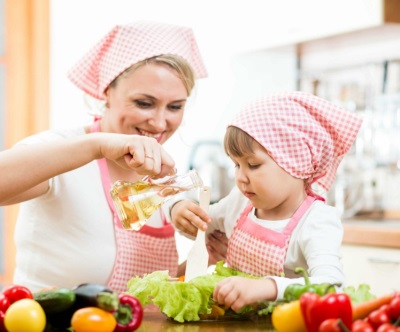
top-left (206, 187), bottom-right (346, 300)
top-left (13, 127), bottom-right (165, 292)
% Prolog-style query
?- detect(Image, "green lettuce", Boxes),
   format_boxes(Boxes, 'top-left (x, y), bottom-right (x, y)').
top-left (343, 283), bottom-right (376, 304)
top-left (126, 261), bottom-right (258, 322)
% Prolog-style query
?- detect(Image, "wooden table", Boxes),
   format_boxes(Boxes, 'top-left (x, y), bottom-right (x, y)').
top-left (136, 311), bottom-right (275, 331)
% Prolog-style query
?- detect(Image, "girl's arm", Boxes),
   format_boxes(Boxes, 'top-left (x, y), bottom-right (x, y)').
top-left (269, 202), bottom-right (345, 300)
top-left (0, 132), bottom-right (175, 205)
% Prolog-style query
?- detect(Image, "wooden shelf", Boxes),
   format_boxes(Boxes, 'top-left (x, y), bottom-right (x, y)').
top-left (343, 222), bottom-right (400, 248)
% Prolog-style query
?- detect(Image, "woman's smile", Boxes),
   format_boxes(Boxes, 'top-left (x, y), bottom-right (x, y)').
top-left (136, 128), bottom-right (164, 142)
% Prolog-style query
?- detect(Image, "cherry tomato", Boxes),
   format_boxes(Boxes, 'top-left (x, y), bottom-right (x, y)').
top-left (377, 323), bottom-right (400, 332)
top-left (368, 307), bottom-right (391, 329)
top-left (71, 307), bottom-right (117, 332)
top-left (352, 319), bottom-right (375, 332)
top-left (318, 319), bottom-right (342, 332)
top-left (2, 285), bottom-right (33, 303)
top-left (388, 296), bottom-right (400, 320)
top-left (4, 298), bottom-right (46, 332)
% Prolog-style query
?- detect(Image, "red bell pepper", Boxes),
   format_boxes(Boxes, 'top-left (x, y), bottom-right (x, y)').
top-left (0, 284), bottom-right (33, 331)
top-left (300, 292), bottom-right (352, 332)
top-left (114, 294), bottom-right (143, 332)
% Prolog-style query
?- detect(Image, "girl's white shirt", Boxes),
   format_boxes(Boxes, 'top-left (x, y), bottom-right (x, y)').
top-left (206, 186), bottom-right (346, 300)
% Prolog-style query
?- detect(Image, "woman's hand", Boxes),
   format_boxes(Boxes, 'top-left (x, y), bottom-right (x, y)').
top-left (95, 133), bottom-right (175, 178)
top-left (207, 231), bottom-right (228, 265)
top-left (213, 277), bottom-right (277, 312)
top-left (170, 199), bottom-right (211, 237)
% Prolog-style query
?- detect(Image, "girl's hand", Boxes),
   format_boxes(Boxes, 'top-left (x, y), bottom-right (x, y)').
top-left (207, 231), bottom-right (228, 265)
top-left (170, 199), bottom-right (211, 237)
top-left (95, 133), bottom-right (175, 178)
top-left (213, 277), bottom-right (277, 312)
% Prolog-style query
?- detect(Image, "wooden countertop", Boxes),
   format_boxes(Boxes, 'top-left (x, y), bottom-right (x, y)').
top-left (342, 219), bottom-right (400, 249)
top-left (136, 311), bottom-right (274, 331)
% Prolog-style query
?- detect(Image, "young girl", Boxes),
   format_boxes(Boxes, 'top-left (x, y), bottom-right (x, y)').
top-left (171, 91), bottom-right (362, 311)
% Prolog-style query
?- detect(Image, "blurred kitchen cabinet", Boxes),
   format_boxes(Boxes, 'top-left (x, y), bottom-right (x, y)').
top-left (341, 244), bottom-right (400, 296)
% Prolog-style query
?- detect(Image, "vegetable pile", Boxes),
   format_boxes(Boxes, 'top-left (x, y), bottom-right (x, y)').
top-left (0, 283), bottom-right (143, 332)
top-left (126, 261), bottom-right (400, 332)
top-left (273, 283), bottom-right (400, 332)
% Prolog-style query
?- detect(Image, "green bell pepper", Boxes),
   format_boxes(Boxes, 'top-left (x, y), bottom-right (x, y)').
top-left (283, 267), bottom-right (338, 302)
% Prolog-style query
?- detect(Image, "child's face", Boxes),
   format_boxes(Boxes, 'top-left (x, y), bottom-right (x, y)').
top-left (230, 141), bottom-right (307, 220)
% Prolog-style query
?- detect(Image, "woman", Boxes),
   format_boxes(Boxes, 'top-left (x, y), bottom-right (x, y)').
top-left (1, 21), bottom-right (210, 292)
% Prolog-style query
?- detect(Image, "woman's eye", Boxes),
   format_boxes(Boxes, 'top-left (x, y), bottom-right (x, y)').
top-left (168, 104), bottom-right (183, 111)
top-left (135, 100), bottom-right (152, 108)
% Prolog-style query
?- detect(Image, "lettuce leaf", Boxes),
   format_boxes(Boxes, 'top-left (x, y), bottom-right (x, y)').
top-left (343, 283), bottom-right (376, 304)
top-left (126, 261), bottom-right (259, 322)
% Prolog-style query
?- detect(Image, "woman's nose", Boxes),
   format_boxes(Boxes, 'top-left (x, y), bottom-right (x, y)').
top-left (148, 111), bottom-right (167, 131)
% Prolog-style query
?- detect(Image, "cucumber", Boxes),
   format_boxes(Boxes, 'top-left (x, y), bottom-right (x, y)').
top-left (34, 288), bottom-right (76, 314)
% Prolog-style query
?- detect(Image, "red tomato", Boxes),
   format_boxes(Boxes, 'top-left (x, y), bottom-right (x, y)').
top-left (388, 296), bottom-right (400, 320)
top-left (0, 293), bottom-right (10, 311)
top-left (377, 323), bottom-right (400, 332)
top-left (318, 319), bottom-right (342, 332)
top-left (368, 308), bottom-right (391, 329)
top-left (352, 319), bottom-right (375, 332)
top-left (2, 285), bottom-right (33, 303)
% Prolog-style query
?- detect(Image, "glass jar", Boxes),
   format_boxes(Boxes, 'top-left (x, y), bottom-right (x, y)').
top-left (110, 169), bottom-right (203, 231)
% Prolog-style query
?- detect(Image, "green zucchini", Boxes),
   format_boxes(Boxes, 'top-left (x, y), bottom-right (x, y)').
top-left (34, 287), bottom-right (76, 314)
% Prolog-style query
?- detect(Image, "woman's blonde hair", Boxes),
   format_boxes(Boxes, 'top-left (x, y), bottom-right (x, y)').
top-left (108, 54), bottom-right (196, 95)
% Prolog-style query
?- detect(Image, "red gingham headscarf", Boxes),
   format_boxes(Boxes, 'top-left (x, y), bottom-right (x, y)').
top-left (229, 91), bottom-right (363, 192)
top-left (67, 21), bottom-right (208, 100)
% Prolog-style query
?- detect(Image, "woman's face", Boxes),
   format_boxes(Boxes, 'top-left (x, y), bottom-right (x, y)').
top-left (102, 62), bottom-right (188, 145)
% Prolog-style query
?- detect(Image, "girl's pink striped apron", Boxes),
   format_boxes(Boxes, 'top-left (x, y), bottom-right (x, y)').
top-left (226, 196), bottom-right (316, 277)
top-left (91, 121), bottom-right (178, 292)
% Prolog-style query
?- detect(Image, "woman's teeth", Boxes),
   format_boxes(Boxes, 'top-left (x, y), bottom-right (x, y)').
top-left (138, 129), bottom-right (161, 139)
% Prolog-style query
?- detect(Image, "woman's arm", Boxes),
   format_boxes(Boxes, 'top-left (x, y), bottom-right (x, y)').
top-left (0, 132), bottom-right (175, 205)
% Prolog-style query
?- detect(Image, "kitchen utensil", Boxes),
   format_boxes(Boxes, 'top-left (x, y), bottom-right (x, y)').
top-left (184, 186), bottom-right (211, 282)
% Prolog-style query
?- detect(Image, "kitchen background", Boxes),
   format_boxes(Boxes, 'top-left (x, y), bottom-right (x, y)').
top-left (0, 0), bottom-right (399, 294)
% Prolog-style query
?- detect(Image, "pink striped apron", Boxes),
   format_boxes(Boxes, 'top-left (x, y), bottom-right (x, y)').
top-left (90, 122), bottom-right (178, 292)
top-left (226, 196), bottom-right (316, 277)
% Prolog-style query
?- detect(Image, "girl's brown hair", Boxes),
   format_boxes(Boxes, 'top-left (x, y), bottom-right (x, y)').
top-left (224, 125), bottom-right (319, 198)
top-left (224, 126), bottom-right (257, 157)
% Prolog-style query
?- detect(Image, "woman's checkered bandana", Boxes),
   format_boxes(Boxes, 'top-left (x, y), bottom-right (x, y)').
top-left (67, 21), bottom-right (208, 100)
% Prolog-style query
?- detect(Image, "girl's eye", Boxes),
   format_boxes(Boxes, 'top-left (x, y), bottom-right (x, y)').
top-left (248, 163), bottom-right (260, 169)
top-left (135, 100), bottom-right (152, 108)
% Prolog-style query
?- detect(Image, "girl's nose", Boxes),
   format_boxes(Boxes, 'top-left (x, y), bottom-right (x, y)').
top-left (235, 168), bottom-right (249, 183)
